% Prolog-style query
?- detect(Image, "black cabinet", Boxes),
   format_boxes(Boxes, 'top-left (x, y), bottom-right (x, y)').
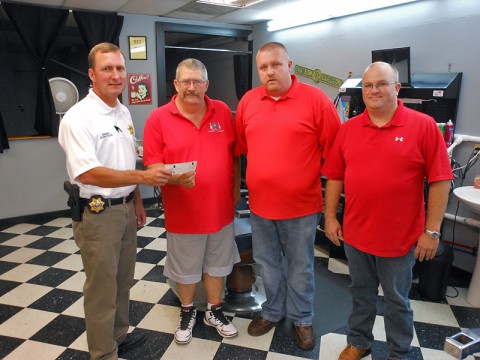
top-left (340, 72), bottom-right (462, 125)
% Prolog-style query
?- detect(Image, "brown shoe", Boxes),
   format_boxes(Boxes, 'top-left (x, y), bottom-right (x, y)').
top-left (294, 325), bottom-right (315, 350)
top-left (247, 317), bottom-right (277, 336)
top-left (338, 344), bottom-right (371, 360)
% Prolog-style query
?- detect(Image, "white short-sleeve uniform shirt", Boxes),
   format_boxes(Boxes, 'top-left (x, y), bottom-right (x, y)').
top-left (58, 90), bottom-right (137, 199)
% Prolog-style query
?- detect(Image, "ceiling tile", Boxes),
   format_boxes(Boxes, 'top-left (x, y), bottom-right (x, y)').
top-left (119, 0), bottom-right (193, 16)
top-left (63, 0), bottom-right (130, 13)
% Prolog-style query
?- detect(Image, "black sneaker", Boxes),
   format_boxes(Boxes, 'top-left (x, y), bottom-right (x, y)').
top-left (175, 306), bottom-right (197, 344)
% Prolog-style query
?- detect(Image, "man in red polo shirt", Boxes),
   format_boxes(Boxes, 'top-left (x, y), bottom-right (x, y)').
top-left (143, 58), bottom-right (240, 345)
top-left (323, 62), bottom-right (452, 359)
top-left (235, 42), bottom-right (341, 350)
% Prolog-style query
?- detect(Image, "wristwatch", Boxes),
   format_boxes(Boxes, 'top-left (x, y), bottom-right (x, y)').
top-left (425, 229), bottom-right (441, 239)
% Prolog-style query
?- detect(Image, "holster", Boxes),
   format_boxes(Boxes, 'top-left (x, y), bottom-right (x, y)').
top-left (63, 181), bottom-right (83, 221)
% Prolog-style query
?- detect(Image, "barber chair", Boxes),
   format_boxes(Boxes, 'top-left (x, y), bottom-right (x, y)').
top-left (223, 194), bottom-right (266, 313)
top-left (166, 189), bottom-right (265, 313)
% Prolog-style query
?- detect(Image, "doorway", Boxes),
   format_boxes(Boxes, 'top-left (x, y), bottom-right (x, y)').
top-left (155, 22), bottom-right (252, 113)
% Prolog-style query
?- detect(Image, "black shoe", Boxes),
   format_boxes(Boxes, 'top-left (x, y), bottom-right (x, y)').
top-left (118, 332), bottom-right (146, 355)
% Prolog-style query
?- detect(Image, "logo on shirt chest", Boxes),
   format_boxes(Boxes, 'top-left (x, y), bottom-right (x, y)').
top-left (395, 136), bottom-right (404, 142)
top-left (209, 121), bottom-right (224, 133)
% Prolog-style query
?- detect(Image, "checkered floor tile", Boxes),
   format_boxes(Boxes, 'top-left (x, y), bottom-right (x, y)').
top-left (1, 208), bottom-right (479, 359)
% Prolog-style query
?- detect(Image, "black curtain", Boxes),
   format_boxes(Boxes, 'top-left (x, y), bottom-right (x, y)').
top-left (73, 10), bottom-right (124, 50)
top-left (0, 112), bottom-right (9, 153)
top-left (233, 54), bottom-right (252, 101)
top-left (2, 3), bottom-right (68, 136)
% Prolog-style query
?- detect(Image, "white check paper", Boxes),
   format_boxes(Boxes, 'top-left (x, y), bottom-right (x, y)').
top-left (165, 161), bottom-right (197, 174)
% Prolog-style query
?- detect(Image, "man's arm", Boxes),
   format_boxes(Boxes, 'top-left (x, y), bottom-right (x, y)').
top-left (324, 179), bottom-right (344, 246)
top-left (146, 163), bottom-right (195, 188)
top-left (414, 179), bottom-right (451, 261)
top-left (78, 166), bottom-right (171, 188)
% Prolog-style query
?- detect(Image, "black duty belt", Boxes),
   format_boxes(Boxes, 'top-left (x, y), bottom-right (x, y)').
top-left (82, 192), bottom-right (134, 214)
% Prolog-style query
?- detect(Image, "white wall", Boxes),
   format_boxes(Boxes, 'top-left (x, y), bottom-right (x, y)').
top-left (249, 0), bottom-right (480, 272)
top-left (0, 138), bottom-right (68, 219)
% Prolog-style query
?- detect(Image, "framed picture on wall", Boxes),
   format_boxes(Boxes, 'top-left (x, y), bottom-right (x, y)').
top-left (128, 73), bottom-right (152, 105)
top-left (128, 36), bottom-right (147, 60)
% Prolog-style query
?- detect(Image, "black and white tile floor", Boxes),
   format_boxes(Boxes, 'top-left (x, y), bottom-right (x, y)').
top-left (1, 207), bottom-right (479, 359)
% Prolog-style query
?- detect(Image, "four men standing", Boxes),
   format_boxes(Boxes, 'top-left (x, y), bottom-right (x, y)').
top-left (59, 41), bottom-right (451, 359)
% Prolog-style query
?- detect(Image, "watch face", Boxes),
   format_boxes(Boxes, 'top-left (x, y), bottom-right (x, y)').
top-left (426, 230), bottom-right (440, 239)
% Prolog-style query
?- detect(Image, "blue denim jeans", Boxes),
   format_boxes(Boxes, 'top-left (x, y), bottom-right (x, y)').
top-left (344, 242), bottom-right (415, 359)
top-left (250, 211), bottom-right (319, 326)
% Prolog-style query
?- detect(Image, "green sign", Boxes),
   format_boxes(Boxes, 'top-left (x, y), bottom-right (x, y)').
top-left (294, 64), bottom-right (343, 88)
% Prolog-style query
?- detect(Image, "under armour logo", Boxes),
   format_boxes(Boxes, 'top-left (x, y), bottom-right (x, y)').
top-left (395, 137), bottom-right (404, 142)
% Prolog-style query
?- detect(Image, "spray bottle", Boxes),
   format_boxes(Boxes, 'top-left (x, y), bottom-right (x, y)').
top-left (445, 119), bottom-right (454, 147)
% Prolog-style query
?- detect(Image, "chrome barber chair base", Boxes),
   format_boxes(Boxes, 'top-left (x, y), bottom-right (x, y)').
top-left (166, 277), bottom-right (265, 313)
top-left (223, 276), bottom-right (266, 313)
top-left (445, 327), bottom-right (480, 359)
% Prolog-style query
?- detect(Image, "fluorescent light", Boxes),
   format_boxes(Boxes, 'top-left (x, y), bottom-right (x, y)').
top-left (196, 0), bottom-right (265, 8)
top-left (267, 0), bottom-right (420, 31)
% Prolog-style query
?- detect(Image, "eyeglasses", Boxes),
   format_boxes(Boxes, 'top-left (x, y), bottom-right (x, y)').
top-left (176, 79), bottom-right (206, 88)
top-left (362, 81), bottom-right (397, 91)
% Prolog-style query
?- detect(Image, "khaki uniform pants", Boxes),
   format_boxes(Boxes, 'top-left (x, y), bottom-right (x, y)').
top-left (73, 202), bottom-right (137, 360)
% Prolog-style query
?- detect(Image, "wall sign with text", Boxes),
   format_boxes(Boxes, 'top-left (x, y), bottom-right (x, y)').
top-left (128, 73), bottom-right (152, 105)
top-left (128, 36), bottom-right (147, 60)
top-left (294, 64), bottom-right (344, 88)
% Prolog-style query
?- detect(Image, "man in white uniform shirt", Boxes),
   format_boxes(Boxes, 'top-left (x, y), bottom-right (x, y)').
top-left (58, 42), bottom-right (171, 360)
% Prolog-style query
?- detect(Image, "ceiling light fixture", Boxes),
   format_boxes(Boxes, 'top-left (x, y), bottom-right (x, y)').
top-left (267, 0), bottom-right (420, 31)
top-left (196, 0), bottom-right (265, 8)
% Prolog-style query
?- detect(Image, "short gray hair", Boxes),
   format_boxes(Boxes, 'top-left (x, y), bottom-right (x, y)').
top-left (176, 58), bottom-right (208, 80)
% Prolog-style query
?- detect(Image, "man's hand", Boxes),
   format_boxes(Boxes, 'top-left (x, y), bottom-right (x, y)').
top-left (135, 202), bottom-right (147, 227)
top-left (176, 171), bottom-right (196, 188)
top-left (143, 167), bottom-right (171, 187)
top-left (414, 233), bottom-right (439, 262)
top-left (324, 217), bottom-right (343, 246)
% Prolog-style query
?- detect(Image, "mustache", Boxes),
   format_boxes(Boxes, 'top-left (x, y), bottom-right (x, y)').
top-left (184, 91), bottom-right (199, 96)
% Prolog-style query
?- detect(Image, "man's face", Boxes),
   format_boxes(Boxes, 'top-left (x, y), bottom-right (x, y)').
top-left (362, 64), bottom-right (401, 112)
top-left (174, 68), bottom-right (209, 105)
top-left (88, 51), bottom-right (126, 107)
top-left (256, 47), bottom-right (292, 97)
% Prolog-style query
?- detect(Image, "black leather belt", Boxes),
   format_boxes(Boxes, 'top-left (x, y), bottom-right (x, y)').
top-left (108, 192), bottom-right (134, 206)
top-left (81, 192), bottom-right (134, 213)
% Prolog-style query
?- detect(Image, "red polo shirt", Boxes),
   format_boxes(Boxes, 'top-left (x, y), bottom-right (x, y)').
top-left (322, 101), bottom-right (453, 256)
top-left (235, 75), bottom-right (341, 219)
top-left (143, 95), bottom-right (240, 233)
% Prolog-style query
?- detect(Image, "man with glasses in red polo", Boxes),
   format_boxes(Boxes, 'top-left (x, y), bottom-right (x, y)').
top-left (143, 58), bottom-right (241, 345)
top-left (323, 62), bottom-right (452, 359)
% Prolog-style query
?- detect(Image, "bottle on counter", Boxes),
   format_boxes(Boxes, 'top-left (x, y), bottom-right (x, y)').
top-left (437, 122), bottom-right (446, 137)
top-left (445, 119), bottom-right (454, 147)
